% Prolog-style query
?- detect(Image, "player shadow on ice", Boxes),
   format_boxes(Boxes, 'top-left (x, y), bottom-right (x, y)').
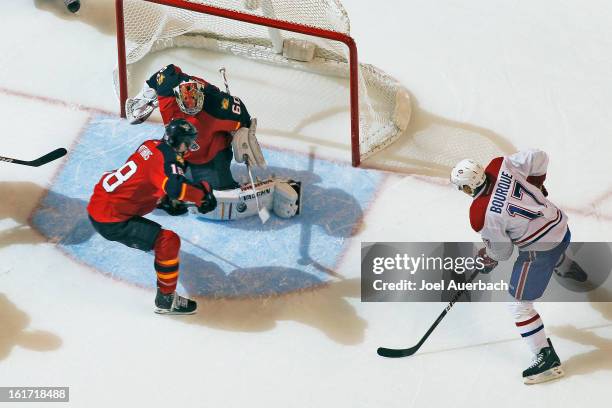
top-left (29, 186), bottom-right (367, 344)
top-left (0, 293), bottom-right (62, 361)
top-left (29, 187), bottom-right (97, 246)
top-left (189, 279), bottom-right (367, 345)
top-left (178, 250), bottom-right (365, 345)
top-left (29, 177), bottom-right (358, 276)
top-left (34, 0), bottom-right (117, 34)
top-left (548, 286), bottom-right (612, 379)
top-left (0, 181), bottom-right (59, 249)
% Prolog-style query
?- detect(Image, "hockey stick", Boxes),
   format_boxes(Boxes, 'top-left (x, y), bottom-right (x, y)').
top-left (0, 148), bottom-right (67, 167)
top-left (219, 66), bottom-right (270, 224)
top-left (219, 67), bottom-right (231, 94)
top-left (245, 156), bottom-right (270, 224)
top-left (377, 268), bottom-right (480, 358)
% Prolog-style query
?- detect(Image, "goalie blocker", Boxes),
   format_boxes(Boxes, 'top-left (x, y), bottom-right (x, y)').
top-left (192, 178), bottom-right (301, 221)
top-left (232, 118), bottom-right (266, 168)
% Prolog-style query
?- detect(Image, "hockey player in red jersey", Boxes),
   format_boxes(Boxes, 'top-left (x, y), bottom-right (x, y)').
top-left (127, 64), bottom-right (254, 190)
top-left (125, 64), bottom-right (301, 223)
top-left (451, 149), bottom-right (587, 384)
top-left (87, 119), bottom-right (217, 315)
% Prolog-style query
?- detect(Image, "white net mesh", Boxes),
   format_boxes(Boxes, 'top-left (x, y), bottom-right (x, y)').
top-left (115, 0), bottom-right (411, 162)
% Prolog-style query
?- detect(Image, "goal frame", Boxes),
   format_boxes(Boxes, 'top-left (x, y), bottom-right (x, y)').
top-left (115, 0), bottom-right (363, 166)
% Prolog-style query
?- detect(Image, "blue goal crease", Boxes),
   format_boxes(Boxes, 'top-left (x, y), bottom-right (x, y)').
top-left (31, 114), bottom-right (383, 297)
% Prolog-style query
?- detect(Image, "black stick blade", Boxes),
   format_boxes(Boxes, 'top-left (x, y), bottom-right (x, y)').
top-left (377, 346), bottom-right (419, 358)
top-left (32, 148), bottom-right (67, 166)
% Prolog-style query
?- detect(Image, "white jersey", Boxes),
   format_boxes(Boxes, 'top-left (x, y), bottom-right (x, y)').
top-left (469, 149), bottom-right (568, 261)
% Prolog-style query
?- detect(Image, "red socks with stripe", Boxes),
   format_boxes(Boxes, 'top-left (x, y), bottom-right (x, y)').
top-left (153, 229), bottom-right (181, 294)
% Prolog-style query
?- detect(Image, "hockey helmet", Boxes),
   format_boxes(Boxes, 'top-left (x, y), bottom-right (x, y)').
top-left (450, 159), bottom-right (486, 196)
top-left (164, 119), bottom-right (198, 150)
top-left (173, 80), bottom-right (205, 115)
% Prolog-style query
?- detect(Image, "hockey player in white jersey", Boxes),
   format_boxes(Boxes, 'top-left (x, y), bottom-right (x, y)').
top-left (450, 149), bottom-right (586, 384)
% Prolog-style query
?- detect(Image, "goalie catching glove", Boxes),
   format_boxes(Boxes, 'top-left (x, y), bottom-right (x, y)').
top-left (126, 84), bottom-right (159, 125)
top-left (232, 118), bottom-right (266, 168)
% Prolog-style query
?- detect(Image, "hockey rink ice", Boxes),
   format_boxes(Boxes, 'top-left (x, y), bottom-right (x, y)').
top-left (2, 1), bottom-right (612, 407)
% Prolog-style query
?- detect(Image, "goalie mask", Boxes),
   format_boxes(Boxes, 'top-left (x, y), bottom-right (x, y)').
top-left (173, 81), bottom-right (205, 115)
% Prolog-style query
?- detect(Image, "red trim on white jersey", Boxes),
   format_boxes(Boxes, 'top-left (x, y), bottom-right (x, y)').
top-left (469, 157), bottom-right (503, 232)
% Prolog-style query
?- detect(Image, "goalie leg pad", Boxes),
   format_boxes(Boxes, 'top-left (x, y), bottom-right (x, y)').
top-left (197, 179), bottom-right (275, 221)
top-left (273, 180), bottom-right (301, 218)
top-left (193, 178), bottom-right (301, 220)
top-left (232, 118), bottom-right (266, 168)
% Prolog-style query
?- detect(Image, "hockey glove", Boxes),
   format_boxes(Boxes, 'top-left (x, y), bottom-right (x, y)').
top-left (197, 181), bottom-right (217, 215)
top-left (157, 195), bottom-right (188, 216)
top-left (126, 85), bottom-right (159, 125)
top-left (232, 118), bottom-right (267, 168)
top-left (477, 247), bottom-right (498, 274)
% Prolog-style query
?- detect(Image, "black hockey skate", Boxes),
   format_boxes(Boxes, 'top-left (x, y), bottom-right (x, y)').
top-left (554, 261), bottom-right (587, 282)
top-left (154, 289), bottom-right (197, 315)
top-left (64, 0), bottom-right (80, 13)
top-left (522, 338), bottom-right (564, 384)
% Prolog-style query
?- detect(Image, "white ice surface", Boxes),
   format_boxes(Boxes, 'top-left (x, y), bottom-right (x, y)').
top-left (1, 1), bottom-right (611, 407)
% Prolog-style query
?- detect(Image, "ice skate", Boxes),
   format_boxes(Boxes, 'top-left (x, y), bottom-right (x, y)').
top-left (523, 338), bottom-right (564, 384)
top-left (154, 289), bottom-right (197, 315)
top-left (555, 261), bottom-right (587, 282)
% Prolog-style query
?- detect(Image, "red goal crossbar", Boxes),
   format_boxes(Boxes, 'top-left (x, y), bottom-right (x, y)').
top-left (115, 0), bottom-right (362, 166)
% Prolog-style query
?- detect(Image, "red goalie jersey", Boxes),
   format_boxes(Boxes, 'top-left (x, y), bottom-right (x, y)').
top-left (87, 140), bottom-right (206, 223)
top-left (146, 64), bottom-right (252, 165)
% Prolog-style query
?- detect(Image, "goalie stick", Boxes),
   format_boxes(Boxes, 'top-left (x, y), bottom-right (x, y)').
top-left (0, 148), bottom-right (67, 167)
top-left (219, 66), bottom-right (270, 224)
top-left (219, 66), bottom-right (231, 95)
top-left (377, 268), bottom-right (480, 358)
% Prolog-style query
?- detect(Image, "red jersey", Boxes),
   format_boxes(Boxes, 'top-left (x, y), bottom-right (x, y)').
top-left (87, 139), bottom-right (205, 223)
top-left (146, 64), bottom-right (252, 165)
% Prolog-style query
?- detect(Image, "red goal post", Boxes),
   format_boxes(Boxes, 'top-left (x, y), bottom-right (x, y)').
top-left (115, 0), bottom-right (411, 167)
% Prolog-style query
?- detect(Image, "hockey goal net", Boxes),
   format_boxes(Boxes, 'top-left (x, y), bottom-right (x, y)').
top-left (114, 0), bottom-right (411, 166)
